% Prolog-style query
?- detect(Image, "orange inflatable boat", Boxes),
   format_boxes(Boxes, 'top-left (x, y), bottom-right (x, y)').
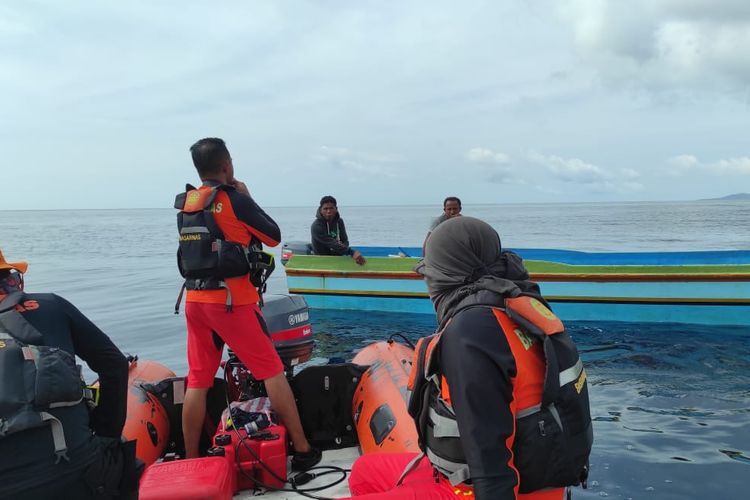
top-left (352, 340), bottom-right (419, 455)
top-left (122, 357), bottom-right (176, 466)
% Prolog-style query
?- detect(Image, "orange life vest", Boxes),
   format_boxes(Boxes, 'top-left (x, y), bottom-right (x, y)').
top-left (406, 296), bottom-right (592, 497)
top-left (174, 184), bottom-right (274, 311)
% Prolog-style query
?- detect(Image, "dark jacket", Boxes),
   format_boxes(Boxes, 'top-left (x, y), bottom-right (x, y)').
top-left (438, 303), bottom-right (541, 499)
top-left (0, 293), bottom-right (128, 498)
top-left (310, 210), bottom-right (354, 256)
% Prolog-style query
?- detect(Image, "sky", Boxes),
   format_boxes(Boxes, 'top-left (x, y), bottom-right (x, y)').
top-left (1, 0), bottom-right (749, 209)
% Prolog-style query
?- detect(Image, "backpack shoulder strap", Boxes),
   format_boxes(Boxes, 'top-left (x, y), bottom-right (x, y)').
top-left (176, 185), bottom-right (226, 240)
top-left (0, 292), bottom-right (44, 344)
top-left (0, 291), bottom-right (25, 313)
top-left (504, 295), bottom-right (563, 339)
top-left (176, 185), bottom-right (221, 212)
top-left (503, 295), bottom-right (566, 405)
top-left (174, 183), bottom-right (198, 210)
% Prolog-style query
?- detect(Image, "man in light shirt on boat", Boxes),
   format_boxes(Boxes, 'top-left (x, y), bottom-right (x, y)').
top-left (423, 196), bottom-right (462, 253)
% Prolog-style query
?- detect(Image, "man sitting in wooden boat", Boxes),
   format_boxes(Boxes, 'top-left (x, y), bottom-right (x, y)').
top-left (0, 249), bottom-right (138, 500)
top-left (311, 195), bottom-right (366, 265)
top-left (423, 196), bottom-right (462, 253)
top-left (347, 217), bottom-right (593, 500)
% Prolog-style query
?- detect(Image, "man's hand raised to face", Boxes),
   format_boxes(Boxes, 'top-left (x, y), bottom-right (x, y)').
top-left (229, 179), bottom-right (250, 196)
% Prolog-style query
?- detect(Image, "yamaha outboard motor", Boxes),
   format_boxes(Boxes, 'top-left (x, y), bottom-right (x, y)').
top-left (261, 294), bottom-right (314, 372)
top-left (225, 294), bottom-right (315, 401)
top-left (281, 241), bottom-right (314, 265)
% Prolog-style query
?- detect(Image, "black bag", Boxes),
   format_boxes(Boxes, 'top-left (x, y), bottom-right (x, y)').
top-left (82, 437), bottom-right (141, 500)
top-left (291, 363), bottom-right (367, 449)
top-left (175, 185), bottom-right (251, 282)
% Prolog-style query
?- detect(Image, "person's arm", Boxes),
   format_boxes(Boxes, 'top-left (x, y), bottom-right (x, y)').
top-left (440, 308), bottom-right (520, 500)
top-left (227, 189), bottom-right (281, 247)
top-left (337, 219), bottom-right (366, 265)
top-left (422, 232), bottom-right (431, 256)
top-left (337, 218), bottom-right (350, 247)
top-left (58, 295), bottom-right (129, 438)
top-left (422, 216), bottom-right (442, 254)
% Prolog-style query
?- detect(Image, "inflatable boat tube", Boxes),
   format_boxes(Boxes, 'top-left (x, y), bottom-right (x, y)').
top-left (122, 358), bottom-right (176, 466)
top-left (352, 341), bottom-right (420, 454)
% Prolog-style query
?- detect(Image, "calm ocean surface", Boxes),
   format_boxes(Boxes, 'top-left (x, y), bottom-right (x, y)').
top-left (1, 201), bottom-right (749, 499)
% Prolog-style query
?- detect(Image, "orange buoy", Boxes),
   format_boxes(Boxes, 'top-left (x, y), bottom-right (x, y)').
top-left (352, 341), bottom-right (420, 454)
top-left (122, 359), bottom-right (176, 466)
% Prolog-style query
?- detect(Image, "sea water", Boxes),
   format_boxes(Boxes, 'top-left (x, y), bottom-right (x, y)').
top-left (1, 201), bottom-right (749, 499)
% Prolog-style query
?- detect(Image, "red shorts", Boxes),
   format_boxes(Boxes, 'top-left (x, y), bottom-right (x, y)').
top-left (185, 302), bottom-right (284, 388)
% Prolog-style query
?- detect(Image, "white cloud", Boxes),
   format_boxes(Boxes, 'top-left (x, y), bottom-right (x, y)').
top-left (713, 157), bottom-right (750, 174)
top-left (620, 168), bottom-right (641, 180)
top-left (466, 147), bottom-right (510, 164)
top-left (527, 151), bottom-right (605, 183)
top-left (527, 151), bottom-right (643, 193)
top-left (312, 146), bottom-right (401, 179)
top-left (558, 0), bottom-right (750, 93)
top-left (669, 154), bottom-right (700, 169)
top-left (465, 147), bottom-right (517, 183)
top-left (669, 154), bottom-right (750, 175)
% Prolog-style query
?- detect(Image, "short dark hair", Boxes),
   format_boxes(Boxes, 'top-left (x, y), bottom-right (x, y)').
top-left (319, 195), bottom-right (337, 207)
top-left (444, 196), bottom-right (461, 208)
top-left (0, 269), bottom-right (9, 280)
top-left (190, 138), bottom-right (230, 177)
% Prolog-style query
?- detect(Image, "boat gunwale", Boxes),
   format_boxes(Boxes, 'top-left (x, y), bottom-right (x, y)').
top-left (285, 268), bottom-right (750, 282)
top-left (287, 287), bottom-right (750, 305)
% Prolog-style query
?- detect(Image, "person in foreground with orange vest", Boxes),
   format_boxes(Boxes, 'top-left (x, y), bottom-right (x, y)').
top-left (0, 249), bottom-right (138, 499)
top-left (347, 216), bottom-right (592, 499)
top-left (175, 137), bottom-right (321, 470)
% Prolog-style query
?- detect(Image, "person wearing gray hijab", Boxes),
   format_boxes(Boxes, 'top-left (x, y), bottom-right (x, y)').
top-left (415, 215), bottom-right (545, 327)
top-left (411, 216), bottom-right (570, 500)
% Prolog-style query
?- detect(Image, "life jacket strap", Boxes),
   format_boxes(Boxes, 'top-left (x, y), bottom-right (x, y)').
top-left (174, 278), bottom-right (232, 313)
top-left (559, 359), bottom-right (584, 387)
top-left (0, 293), bottom-right (44, 344)
top-left (426, 448), bottom-right (471, 486)
top-left (225, 285), bottom-right (233, 312)
top-left (174, 282), bottom-right (187, 315)
top-left (395, 451), bottom-right (425, 486)
top-left (429, 406), bottom-right (460, 438)
top-left (40, 412), bottom-right (69, 464)
top-left (0, 291), bottom-right (24, 313)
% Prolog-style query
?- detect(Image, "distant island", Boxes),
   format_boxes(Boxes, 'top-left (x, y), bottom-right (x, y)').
top-left (701, 193), bottom-right (750, 201)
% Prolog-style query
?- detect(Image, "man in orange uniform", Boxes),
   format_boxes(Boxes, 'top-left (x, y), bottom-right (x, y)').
top-left (178, 138), bottom-right (320, 470)
top-left (0, 249), bottom-right (137, 499)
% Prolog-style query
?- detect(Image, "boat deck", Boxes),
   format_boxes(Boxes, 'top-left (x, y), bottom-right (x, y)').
top-left (235, 447), bottom-right (358, 499)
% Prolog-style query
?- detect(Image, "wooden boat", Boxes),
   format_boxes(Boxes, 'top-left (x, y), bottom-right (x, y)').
top-left (284, 246), bottom-right (750, 326)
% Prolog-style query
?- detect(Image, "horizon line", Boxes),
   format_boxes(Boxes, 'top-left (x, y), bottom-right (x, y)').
top-left (1, 198), bottom-right (747, 212)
